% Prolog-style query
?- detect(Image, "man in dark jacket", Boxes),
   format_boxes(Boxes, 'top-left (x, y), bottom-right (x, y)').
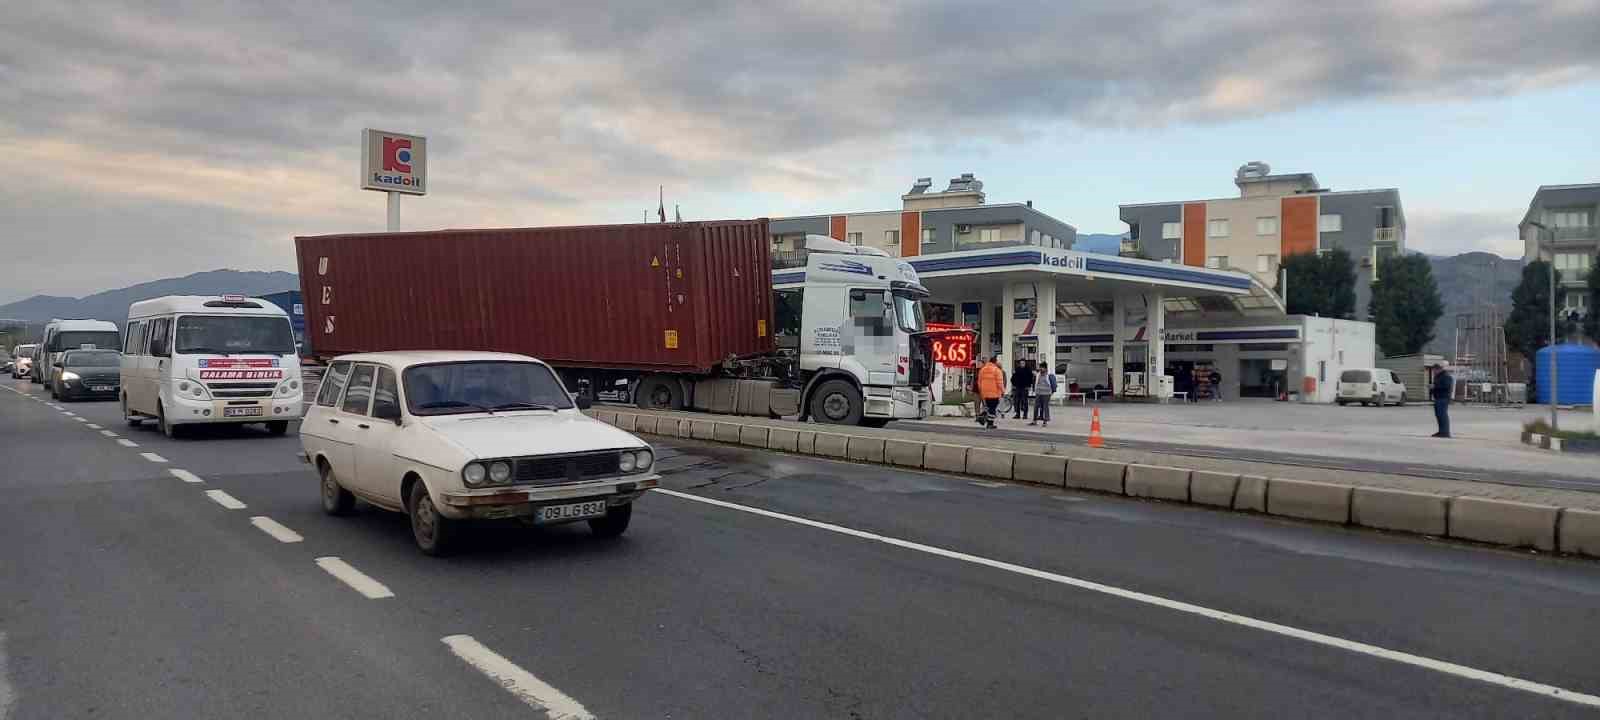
top-left (1011, 360), bottom-right (1034, 419)
top-left (1430, 363), bottom-right (1454, 438)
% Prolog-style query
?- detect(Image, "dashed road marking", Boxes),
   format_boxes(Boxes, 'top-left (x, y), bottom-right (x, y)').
top-left (656, 488), bottom-right (1600, 710)
top-left (169, 469), bottom-right (204, 484)
top-left (86, 423), bottom-right (102, 430)
top-left (116, 439), bottom-right (139, 448)
top-left (442, 635), bottom-right (594, 720)
top-left (968, 480), bottom-right (1007, 488)
top-left (249, 516), bottom-right (304, 543)
top-left (100, 430), bottom-right (119, 438)
top-left (140, 452), bottom-right (168, 464)
top-left (314, 557), bottom-right (394, 599)
top-left (204, 489), bottom-right (247, 510)
top-left (61, 411), bottom-right (76, 417)
top-left (73, 417), bottom-right (87, 423)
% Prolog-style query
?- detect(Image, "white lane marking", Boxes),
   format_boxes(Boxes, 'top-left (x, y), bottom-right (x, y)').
top-left (656, 488), bottom-right (1600, 709)
top-left (442, 635), bottom-right (594, 720)
top-left (968, 480), bottom-right (1007, 488)
top-left (73, 417), bottom-right (87, 423)
top-left (100, 430), bottom-right (119, 438)
top-left (61, 411), bottom-right (76, 417)
top-left (140, 452), bottom-right (168, 464)
top-left (314, 557), bottom-right (394, 600)
top-left (204, 489), bottom-right (247, 510)
top-left (0, 631), bottom-right (15, 720)
top-left (168, 469), bottom-right (204, 484)
top-left (116, 439), bottom-right (139, 448)
top-left (249, 516), bottom-right (304, 543)
top-left (85, 423), bottom-right (101, 430)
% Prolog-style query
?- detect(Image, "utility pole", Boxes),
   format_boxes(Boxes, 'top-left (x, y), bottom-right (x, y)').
top-left (1530, 221), bottom-right (1559, 430)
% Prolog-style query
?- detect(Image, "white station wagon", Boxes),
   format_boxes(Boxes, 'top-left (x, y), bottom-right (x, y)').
top-left (300, 351), bottom-right (659, 555)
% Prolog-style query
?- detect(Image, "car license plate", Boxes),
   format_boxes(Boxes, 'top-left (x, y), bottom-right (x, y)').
top-left (536, 500), bottom-right (608, 523)
top-left (91, 385), bottom-right (115, 392)
top-left (223, 406), bottom-right (264, 417)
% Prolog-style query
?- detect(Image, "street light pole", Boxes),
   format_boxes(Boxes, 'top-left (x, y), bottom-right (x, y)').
top-left (1530, 221), bottom-right (1559, 431)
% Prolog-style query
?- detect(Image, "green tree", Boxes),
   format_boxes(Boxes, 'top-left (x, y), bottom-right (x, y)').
top-left (1585, 263), bottom-right (1600, 342)
top-left (1368, 254), bottom-right (1444, 356)
top-left (1282, 247), bottom-right (1357, 319)
top-left (1504, 260), bottom-right (1565, 363)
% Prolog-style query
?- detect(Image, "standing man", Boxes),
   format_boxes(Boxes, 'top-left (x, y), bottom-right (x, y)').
top-left (1208, 367), bottom-right (1224, 402)
top-left (1030, 361), bottom-right (1056, 427)
top-left (1011, 359), bottom-right (1034, 420)
top-left (1430, 362), bottom-right (1454, 438)
top-left (977, 354), bottom-right (1006, 429)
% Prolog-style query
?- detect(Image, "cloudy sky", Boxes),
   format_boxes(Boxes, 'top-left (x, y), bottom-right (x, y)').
top-left (3, 1), bottom-right (1598, 303)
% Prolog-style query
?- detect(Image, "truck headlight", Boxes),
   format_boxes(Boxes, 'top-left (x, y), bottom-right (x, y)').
top-left (462, 462), bottom-right (487, 487)
top-left (488, 461), bottom-right (512, 484)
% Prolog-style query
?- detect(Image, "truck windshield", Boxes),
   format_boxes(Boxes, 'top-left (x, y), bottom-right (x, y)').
top-left (893, 293), bottom-right (924, 333)
top-left (403, 361), bottom-right (575, 415)
top-left (54, 331), bottom-right (120, 351)
top-left (175, 315), bottom-right (295, 355)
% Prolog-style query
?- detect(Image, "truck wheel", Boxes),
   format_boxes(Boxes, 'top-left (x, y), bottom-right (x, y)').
top-left (589, 503), bottom-right (632, 539)
top-left (809, 379), bottom-right (863, 425)
top-left (636, 376), bottom-right (683, 410)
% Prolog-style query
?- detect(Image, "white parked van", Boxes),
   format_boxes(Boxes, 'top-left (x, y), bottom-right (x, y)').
top-left (122, 295), bottom-right (303, 437)
top-left (1336, 368), bottom-right (1407, 407)
top-left (34, 319), bottom-right (121, 386)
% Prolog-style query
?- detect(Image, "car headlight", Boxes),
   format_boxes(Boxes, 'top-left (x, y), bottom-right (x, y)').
top-left (60, 371), bottom-right (80, 382)
top-left (462, 462), bottom-right (487, 487)
top-left (488, 461), bottom-right (512, 484)
top-left (619, 452), bottom-right (636, 472)
top-left (633, 449), bottom-right (653, 472)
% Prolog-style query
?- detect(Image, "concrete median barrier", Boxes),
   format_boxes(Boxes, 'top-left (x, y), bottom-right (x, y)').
top-left (714, 422), bottom-right (743, 444)
top-left (1267, 478), bottom-right (1352, 524)
top-left (814, 432), bottom-right (849, 458)
top-left (1450, 497), bottom-right (1559, 551)
top-left (847, 436), bottom-right (887, 463)
top-left (634, 415), bottom-right (658, 434)
top-left (1066, 458), bottom-right (1125, 494)
top-left (1125, 465), bottom-right (1191, 502)
top-left (795, 430), bottom-right (816, 454)
top-left (767, 428), bottom-right (800, 453)
top-left (690, 419), bottom-right (716, 441)
top-left (966, 448), bottom-right (1014, 480)
top-left (678, 418), bottom-right (696, 439)
top-left (654, 417), bottom-right (680, 437)
top-left (592, 409), bottom-right (617, 425)
top-left (1190, 471), bottom-right (1239, 508)
top-left (1557, 509), bottom-right (1600, 558)
top-left (1351, 487), bottom-right (1449, 536)
top-left (1233, 475), bottom-right (1268, 513)
top-left (740, 425), bottom-right (770, 448)
top-left (615, 413), bottom-right (638, 431)
top-left (1012, 453), bottom-right (1067, 487)
top-left (923, 443), bottom-right (968, 474)
top-left (885, 439), bottom-right (925, 468)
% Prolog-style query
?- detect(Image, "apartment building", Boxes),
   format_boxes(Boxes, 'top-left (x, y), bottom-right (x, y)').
top-left (1119, 162), bottom-right (1405, 321)
top-left (1519, 183), bottom-right (1599, 321)
top-left (769, 174), bottom-right (1077, 267)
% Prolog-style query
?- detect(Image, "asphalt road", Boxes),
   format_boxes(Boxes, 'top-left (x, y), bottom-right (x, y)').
top-left (893, 420), bottom-right (1600, 493)
top-left (4, 377), bottom-right (1600, 719)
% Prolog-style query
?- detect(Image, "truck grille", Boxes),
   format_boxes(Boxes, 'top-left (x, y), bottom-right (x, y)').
top-left (512, 451), bottom-right (622, 486)
top-left (206, 381), bottom-right (277, 399)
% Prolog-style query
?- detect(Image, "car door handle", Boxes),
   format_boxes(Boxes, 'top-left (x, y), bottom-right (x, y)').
top-left (328, 418), bottom-right (340, 425)
top-left (357, 423), bottom-right (370, 429)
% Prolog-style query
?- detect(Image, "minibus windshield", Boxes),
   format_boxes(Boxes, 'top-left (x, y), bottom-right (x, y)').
top-left (175, 315), bottom-right (295, 355)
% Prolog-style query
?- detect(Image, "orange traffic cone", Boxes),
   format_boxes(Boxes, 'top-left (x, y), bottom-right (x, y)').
top-left (1087, 407), bottom-right (1105, 448)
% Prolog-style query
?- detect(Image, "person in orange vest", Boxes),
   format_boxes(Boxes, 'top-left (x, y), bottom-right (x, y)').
top-left (976, 354), bottom-right (1006, 429)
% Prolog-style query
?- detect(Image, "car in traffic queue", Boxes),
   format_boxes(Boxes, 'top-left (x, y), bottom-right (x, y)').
top-left (11, 344), bottom-right (37, 379)
top-left (48, 348), bottom-right (123, 401)
top-left (299, 351), bottom-right (659, 555)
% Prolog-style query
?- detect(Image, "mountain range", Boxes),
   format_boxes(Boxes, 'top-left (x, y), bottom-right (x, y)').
top-left (0, 270), bottom-right (299, 327)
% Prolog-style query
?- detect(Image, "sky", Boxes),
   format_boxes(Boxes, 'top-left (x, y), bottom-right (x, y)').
top-left (2, 0), bottom-right (1598, 304)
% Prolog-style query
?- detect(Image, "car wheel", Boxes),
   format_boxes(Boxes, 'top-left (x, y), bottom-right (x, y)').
top-left (588, 503), bottom-right (632, 539)
top-left (266, 420), bottom-right (289, 436)
top-left (158, 403), bottom-right (182, 439)
top-left (1398, 398), bottom-right (1406, 407)
top-left (319, 462), bottom-right (356, 516)
top-left (123, 395), bottom-right (142, 427)
top-left (408, 481), bottom-right (455, 556)
top-left (1336, 400), bottom-right (1347, 406)
top-left (808, 379), bottom-right (863, 426)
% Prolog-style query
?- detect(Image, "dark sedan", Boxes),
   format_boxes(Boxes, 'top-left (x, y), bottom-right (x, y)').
top-left (50, 349), bottom-right (123, 401)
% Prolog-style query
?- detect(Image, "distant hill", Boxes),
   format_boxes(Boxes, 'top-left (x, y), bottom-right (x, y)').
top-left (0, 270), bottom-right (300, 327)
top-left (1425, 252), bottom-right (1523, 355)
top-left (1074, 233), bottom-right (1123, 255)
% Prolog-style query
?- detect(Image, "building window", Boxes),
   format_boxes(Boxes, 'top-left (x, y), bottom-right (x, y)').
top-left (1165, 343), bottom-right (1215, 353)
top-left (1043, 234), bottom-right (1053, 248)
top-left (1565, 293), bottom-right (1589, 313)
top-left (1319, 214), bottom-right (1342, 232)
top-left (1548, 210), bottom-right (1593, 228)
top-left (884, 230), bottom-right (899, 248)
top-left (1030, 230), bottom-right (1041, 245)
top-left (846, 232), bottom-right (863, 245)
top-left (1161, 222), bottom-right (1181, 240)
top-left (1256, 217), bottom-right (1278, 235)
top-left (921, 228), bottom-right (936, 244)
top-left (1554, 253), bottom-right (1593, 273)
top-left (1205, 256), bottom-right (1228, 269)
top-left (1208, 219), bottom-right (1229, 238)
top-left (979, 228), bottom-right (1003, 244)
top-left (1089, 345), bottom-right (1113, 354)
top-left (1256, 254), bottom-right (1278, 273)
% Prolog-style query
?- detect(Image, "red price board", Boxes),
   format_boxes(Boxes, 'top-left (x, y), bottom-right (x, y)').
top-left (924, 326), bottom-right (976, 368)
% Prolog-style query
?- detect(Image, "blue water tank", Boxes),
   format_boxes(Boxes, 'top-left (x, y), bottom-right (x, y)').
top-left (1534, 343), bottom-right (1599, 405)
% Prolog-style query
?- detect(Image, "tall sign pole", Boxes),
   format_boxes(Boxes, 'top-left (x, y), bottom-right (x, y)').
top-left (361, 129), bottom-right (427, 231)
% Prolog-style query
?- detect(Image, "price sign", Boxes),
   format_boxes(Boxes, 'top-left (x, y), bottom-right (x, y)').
top-left (925, 327), bottom-right (976, 368)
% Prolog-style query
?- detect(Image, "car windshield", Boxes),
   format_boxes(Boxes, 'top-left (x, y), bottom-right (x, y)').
top-left (893, 293), bottom-right (925, 334)
top-left (175, 315), bottom-right (295, 355)
top-left (54, 331), bottom-right (120, 351)
top-left (403, 361), bottom-right (574, 416)
top-left (64, 350), bottom-right (121, 368)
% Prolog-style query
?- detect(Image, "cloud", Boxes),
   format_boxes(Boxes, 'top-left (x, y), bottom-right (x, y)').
top-left (1407, 208), bottom-right (1526, 259)
top-left (1, 0), bottom-right (1597, 300)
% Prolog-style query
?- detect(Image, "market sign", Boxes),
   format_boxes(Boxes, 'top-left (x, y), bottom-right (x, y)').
top-left (361, 129), bottom-right (427, 195)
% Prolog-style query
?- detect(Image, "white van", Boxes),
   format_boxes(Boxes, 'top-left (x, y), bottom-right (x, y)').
top-left (122, 295), bottom-right (303, 437)
top-left (34, 319), bottom-right (121, 386)
top-left (1336, 368), bottom-right (1407, 407)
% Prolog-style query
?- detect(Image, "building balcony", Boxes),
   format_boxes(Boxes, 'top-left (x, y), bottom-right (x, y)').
top-left (1373, 227), bottom-right (1401, 244)
top-left (1549, 226), bottom-right (1597, 242)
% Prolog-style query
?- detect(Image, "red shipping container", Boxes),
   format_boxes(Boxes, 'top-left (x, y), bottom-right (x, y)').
top-left (296, 220), bottom-right (774, 373)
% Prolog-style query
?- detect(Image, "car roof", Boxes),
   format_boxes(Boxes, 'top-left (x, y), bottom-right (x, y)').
top-left (326, 350), bottom-right (544, 370)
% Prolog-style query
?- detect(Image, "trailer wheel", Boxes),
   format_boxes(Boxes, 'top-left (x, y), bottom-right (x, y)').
top-left (809, 379), bottom-right (863, 425)
top-left (636, 376), bottom-right (684, 410)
